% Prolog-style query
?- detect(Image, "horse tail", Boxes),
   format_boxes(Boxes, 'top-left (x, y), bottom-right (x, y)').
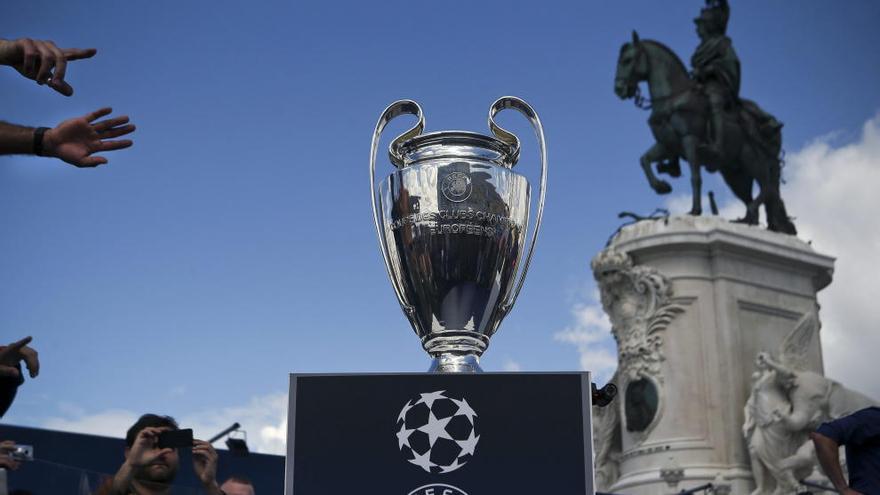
top-left (765, 153), bottom-right (797, 235)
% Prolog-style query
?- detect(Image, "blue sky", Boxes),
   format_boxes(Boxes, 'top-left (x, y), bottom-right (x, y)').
top-left (2, 0), bottom-right (879, 453)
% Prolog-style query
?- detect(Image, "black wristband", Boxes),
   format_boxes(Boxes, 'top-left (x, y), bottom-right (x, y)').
top-left (33, 126), bottom-right (50, 156)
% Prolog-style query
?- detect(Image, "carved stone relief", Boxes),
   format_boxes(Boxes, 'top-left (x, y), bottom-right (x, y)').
top-left (591, 249), bottom-right (685, 386)
top-left (590, 248), bottom-right (687, 489)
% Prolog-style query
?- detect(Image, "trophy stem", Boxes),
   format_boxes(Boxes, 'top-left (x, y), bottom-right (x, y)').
top-left (428, 352), bottom-right (483, 373)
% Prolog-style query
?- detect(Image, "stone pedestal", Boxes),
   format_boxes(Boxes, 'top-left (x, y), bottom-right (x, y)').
top-left (595, 216), bottom-right (834, 495)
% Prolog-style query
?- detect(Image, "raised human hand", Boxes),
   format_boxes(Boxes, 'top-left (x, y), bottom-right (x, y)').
top-left (0, 440), bottom-right (21, 470)
top-left (0, 336), bottom-right (39, 379)
top-left (126, 427), bottom-right (174, 468)
top-left (192, 439), bottom-right (222, 494)
top-left (0, 38), bottom-right (96, 96)
top-left (44, 108), bottom-right (135, 167)
top-left (0, 453), bottom-right (20, 470)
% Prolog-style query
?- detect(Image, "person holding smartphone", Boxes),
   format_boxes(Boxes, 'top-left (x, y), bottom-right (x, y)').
top-left (109, 414), bottom-right (222, 495)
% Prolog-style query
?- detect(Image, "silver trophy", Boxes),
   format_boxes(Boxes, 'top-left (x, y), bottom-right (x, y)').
top-left (370, 97), bottom-right (547, 373)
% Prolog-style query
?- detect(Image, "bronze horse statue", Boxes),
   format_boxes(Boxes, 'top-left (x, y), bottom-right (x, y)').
top-left (614, 31), bottom-right (797, 235)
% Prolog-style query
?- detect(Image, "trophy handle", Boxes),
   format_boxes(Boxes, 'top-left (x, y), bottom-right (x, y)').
top-left (370, 99), bottom-right (425, 316)
top-left (488, 96), bottom-right (548, 318)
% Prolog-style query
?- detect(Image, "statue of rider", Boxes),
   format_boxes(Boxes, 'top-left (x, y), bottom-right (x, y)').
top-left (691, 0), bottom-right (739, 158)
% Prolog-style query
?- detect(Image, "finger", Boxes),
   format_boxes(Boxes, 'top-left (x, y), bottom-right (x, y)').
top-left (47, 41), bottom-right (66, 84)
top-left (20, 39), bottom-right (38, 78)
top-left (0, 365), bottom-right (21, 378)
top-left (62, 47), bottom-right (97, 61)
top-left (19, 347), bottom-right (39, 378)
top-left (93, 116), bottom-right (129, 132)
top-left (84, 107), bottom-right (113, 122)
top-left (99, 124), bottom-right (136, 139)
top-left (6, 336), bottom-right (33, 350)
top-left (97, 139), bottom-right (133, 152)
top-left (48, 79), bottom-right (74, 96)
top-left (76, 156), bottom-right (108, 168)
top-left (35, 42), bottom-right (56, 85)
top-left (138, 427), bottom-right (161, 440)
top-left (192, 450), bottom-right (216, 461)
top-left (191, 443), bottom-right (214, 453)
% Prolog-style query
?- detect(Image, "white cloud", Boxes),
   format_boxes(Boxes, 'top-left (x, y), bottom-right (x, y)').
top-left (42, 392), bottom-right (289, 455)
top-left (782, 113), bottom-right (880, 401)
top-left (553, 290), bottom-right (618, 384)
top-left (502, 359), bottom-right (523, 372)
top-left (180, 393), bottom-right (288, 455)
top-left (44, 409), bottom-right (140, 439)
top-left (664, 192), bottom-right (742, 220)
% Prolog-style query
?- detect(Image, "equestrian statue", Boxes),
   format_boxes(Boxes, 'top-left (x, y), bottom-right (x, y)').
top-left (614, 0), bottom-right (797, 235)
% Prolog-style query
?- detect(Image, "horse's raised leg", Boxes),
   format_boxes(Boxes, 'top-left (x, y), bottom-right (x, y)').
top-left (640, 142), bottom-right (673, 194)
top-left (682, 135), bottom-right (702, 216)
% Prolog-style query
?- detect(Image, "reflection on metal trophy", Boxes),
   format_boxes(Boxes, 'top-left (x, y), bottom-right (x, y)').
top-left (370, 97), bottom-right (547, 373)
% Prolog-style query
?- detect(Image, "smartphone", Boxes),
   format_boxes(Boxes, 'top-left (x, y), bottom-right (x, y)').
top-left (157, 429), bottom-right (193, 449)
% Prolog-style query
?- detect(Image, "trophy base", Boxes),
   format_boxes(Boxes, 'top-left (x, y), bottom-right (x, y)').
top-left (428, 353), bottom-right (483, 373)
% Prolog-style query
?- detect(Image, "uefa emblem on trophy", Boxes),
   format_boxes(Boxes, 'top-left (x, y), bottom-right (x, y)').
top-left (369, 97), bottom-right (547, 373)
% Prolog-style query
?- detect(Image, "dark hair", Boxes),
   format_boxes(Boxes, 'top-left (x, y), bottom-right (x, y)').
top-left (125, 413), bottom-right (179, 447)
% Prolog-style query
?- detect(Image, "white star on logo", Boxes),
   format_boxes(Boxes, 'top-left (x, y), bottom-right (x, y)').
top-left (457, 428), bottom-right (479, 457)
top-left (415, 390), bottom-right (447, 408)
top-left (397, 399), bottom-right (414, 423)
top-left (396, 423), bottom-right (415, 450)
top-left (451, 397), bottom-right (478, 422)
top-left (418, 410), bottom-right (453, 447)
top-left (407, 448), bottom-right (436, 472)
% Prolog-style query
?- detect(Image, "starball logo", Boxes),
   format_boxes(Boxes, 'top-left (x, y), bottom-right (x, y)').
top-left (396, 390), bottom-right (480, 473)
top-left (397, 390), bottom-right (479, 495)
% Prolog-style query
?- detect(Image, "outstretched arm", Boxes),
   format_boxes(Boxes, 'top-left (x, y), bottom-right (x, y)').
top-left (811, 431), bottom-right (860, 495)
top-left (0, 108), bottom-right (135, 167)
top-left (0, 38), bottom-right (96, 96)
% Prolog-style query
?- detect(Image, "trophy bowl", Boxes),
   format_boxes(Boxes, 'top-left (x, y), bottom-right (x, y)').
top-left (370, 97), bottom-right (547, 372)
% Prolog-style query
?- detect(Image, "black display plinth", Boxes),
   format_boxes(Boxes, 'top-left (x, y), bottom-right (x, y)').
top-left (284, 372), bottom-right (594, 495)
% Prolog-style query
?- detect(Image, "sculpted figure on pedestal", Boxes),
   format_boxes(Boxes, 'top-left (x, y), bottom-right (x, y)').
top-left (744, 309), bottom-right (878, 495)
top-left (590, 248), bottom-right (685, 490)
top-left (613, 1), bottom-right (796, 234)
top-left (591, 249), bottom-right (685, 385)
